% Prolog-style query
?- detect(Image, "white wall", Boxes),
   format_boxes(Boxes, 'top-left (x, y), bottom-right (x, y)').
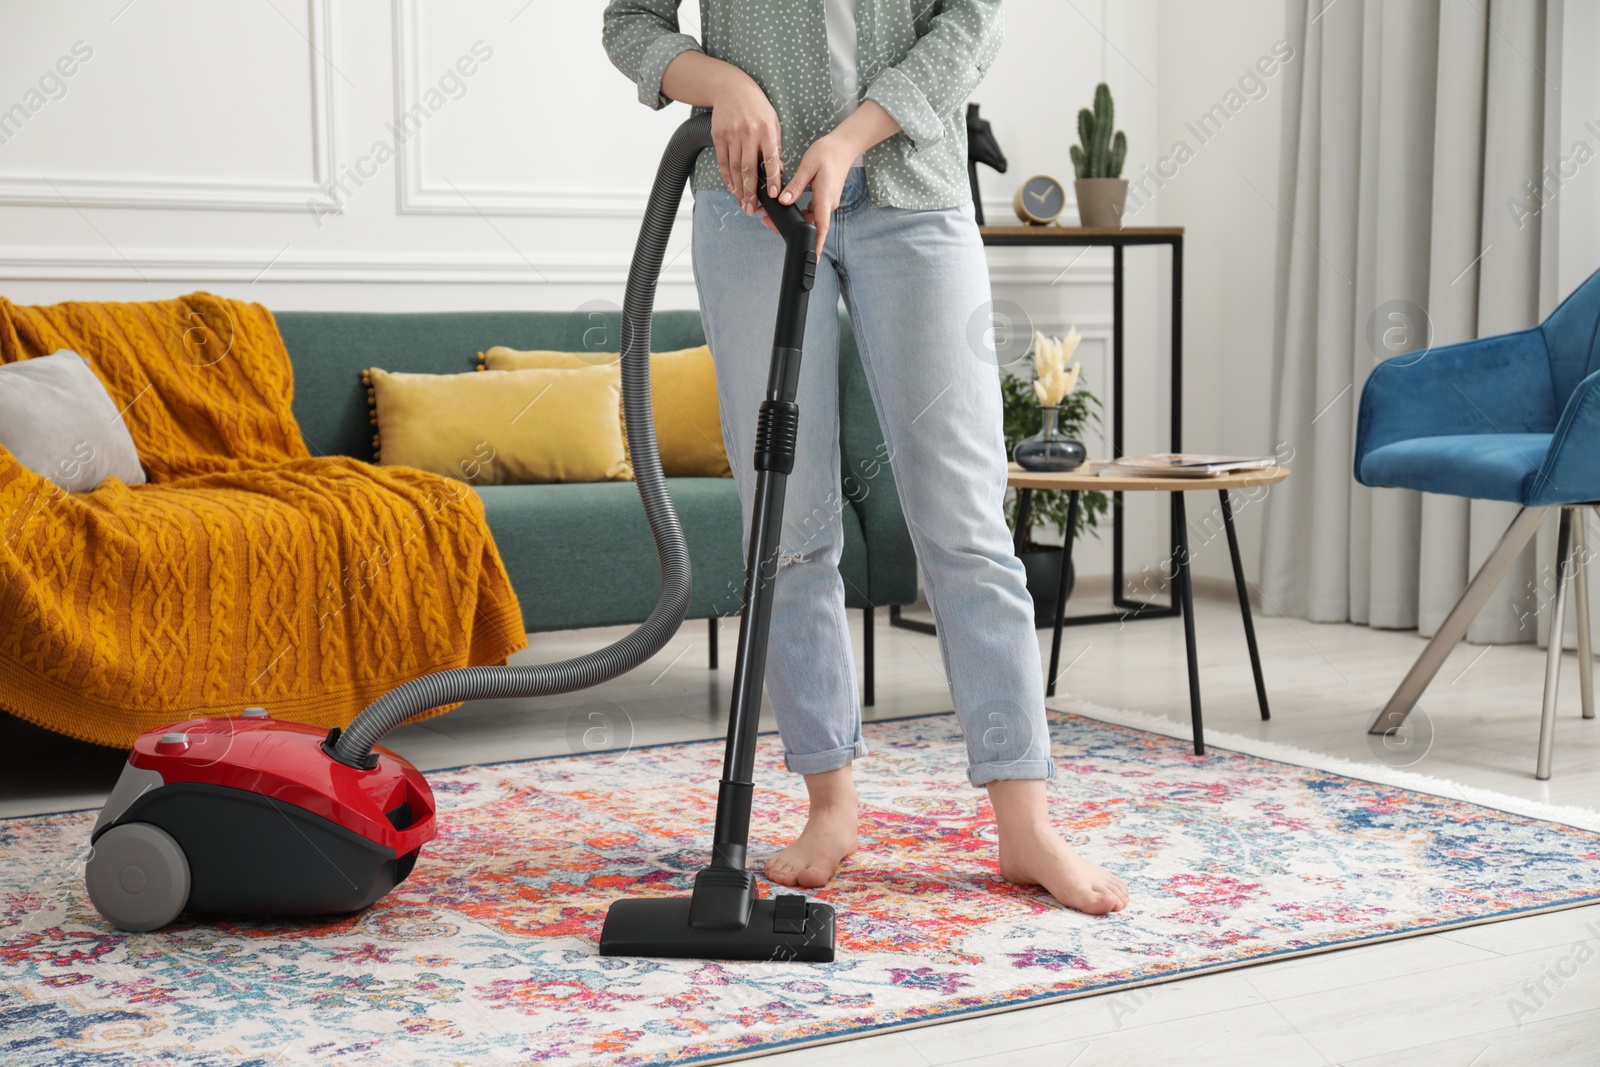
top-left (1147, 0), bottom-right (1294, 587)
top-left (0, 0), bottom-right (1288, 587)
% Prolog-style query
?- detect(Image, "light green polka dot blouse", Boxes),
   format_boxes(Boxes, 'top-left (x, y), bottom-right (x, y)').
top-left (603, 1), bottom-right (1002, 210)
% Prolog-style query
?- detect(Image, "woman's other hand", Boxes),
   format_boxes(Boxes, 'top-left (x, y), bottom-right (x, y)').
top-left (771, 133), bottom-right (855, 255)
top-left (768, 101), bottom-right (901, 256)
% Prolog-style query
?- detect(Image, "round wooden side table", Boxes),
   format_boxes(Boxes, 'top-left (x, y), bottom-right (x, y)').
top-left (1008, 461), bottom-right (1291, 754)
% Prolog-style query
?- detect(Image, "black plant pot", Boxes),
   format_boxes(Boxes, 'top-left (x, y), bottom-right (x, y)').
top-left (1017, 547), bottom-right (1075, 628)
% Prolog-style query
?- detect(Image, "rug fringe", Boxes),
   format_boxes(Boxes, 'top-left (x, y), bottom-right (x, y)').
top-left (1048, 697), bottom-right (1600, 833)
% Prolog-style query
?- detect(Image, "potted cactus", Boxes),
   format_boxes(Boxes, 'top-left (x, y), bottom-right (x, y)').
top-left (1071, 83), bottom-right (1128, 228)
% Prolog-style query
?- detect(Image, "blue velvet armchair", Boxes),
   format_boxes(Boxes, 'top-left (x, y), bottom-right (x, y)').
top-left (1354, 268), bottom-right (1600, 779)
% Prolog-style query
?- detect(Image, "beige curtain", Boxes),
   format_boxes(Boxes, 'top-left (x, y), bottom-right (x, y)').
top-left (1260, 0), bottom-right (1583, 646)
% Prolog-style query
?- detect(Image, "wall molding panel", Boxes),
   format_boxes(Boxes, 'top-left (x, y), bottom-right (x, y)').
top-left (0, 245), bottom-right (1116, 289)
top-left (391, 0), bottom-right (645, 218)
top-left (0, 0), bottom-right (340, 213)
top-left (0, 246), bottom-right (697, 286)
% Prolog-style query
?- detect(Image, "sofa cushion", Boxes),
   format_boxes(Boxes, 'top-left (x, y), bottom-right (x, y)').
top-left (483, 344), bottom-right (730, 478)
top-left (0, 350), bottom-right (146, 491)
top-left (367, 365), bottom-right (630, 484)
top-left (477, 478), bottom-right (740, 630)
top-left (477, 477), bottom-right (871, 630)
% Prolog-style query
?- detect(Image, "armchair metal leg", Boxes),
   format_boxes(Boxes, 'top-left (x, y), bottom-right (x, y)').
top-left (1369, 506), bottom-right (1546, 737)
top-left (708, 616), bottom-right (718, 671)
top-left (1576, 511), bottom-right (1595, 721)
top-left (1537, 508), bottom-right (1575, 780)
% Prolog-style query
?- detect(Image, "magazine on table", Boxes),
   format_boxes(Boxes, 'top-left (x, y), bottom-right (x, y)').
top-left (1098, 453), bottom-right (1280, 478)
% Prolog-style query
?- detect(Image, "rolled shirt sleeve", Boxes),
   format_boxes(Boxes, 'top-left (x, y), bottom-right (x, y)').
top-left (602, 0), bottom-right (704, 110)
top-left (863, 0), bottom-right (1003, 149)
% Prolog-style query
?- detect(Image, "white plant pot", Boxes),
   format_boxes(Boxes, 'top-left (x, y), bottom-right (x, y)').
top-left (1074, 178), bottom-right (1129, 228)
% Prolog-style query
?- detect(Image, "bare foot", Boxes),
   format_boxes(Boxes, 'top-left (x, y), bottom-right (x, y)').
top-left (987, 779), bottom-right (1129, 915)
top-left (997, 826), bottom-right (1129, 914)
top-left (765, 765), bottom-right (859, 889)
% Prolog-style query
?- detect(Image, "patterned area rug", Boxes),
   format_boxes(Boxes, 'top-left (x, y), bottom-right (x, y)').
top-left (5, 705), bottom-right (1600, 1067)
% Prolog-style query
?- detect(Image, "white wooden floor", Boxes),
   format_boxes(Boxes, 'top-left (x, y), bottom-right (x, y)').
top-left (4, 588), bottom-right (1599, 1065)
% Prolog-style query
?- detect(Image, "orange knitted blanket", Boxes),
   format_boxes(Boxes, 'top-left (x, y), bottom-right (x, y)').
top-left (0, 293), bottom-right (526, 747)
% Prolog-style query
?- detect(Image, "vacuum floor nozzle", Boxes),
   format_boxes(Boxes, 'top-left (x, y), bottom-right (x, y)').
top-left (599, 892), bottom-right (836, 963)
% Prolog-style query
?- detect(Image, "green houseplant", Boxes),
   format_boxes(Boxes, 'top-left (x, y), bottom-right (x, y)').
top-left (1071, 82), bottom-right (1128, 228)
top-left (1001, 334), bottom-right (1108, 625)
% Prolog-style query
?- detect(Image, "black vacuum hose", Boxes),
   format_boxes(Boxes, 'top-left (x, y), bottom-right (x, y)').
top-left (330, 115), bottom-right (713, 769)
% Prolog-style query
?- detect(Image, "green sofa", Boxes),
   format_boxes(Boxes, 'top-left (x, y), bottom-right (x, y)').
top-left (273, 307), bottom-right (917, 702)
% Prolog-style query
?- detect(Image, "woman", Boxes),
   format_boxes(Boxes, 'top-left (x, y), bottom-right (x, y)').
top-left (603, 1), bottom-right (1128, 915)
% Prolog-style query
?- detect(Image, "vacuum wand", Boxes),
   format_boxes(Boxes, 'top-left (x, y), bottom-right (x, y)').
top-left (711, 159), bottom-right (817, 871)
top-left (600, 141), bottom-right (836, 962)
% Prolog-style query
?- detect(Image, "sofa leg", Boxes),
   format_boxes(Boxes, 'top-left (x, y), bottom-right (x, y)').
top-left (708, 616), bottom-right (718, 671)
top-left (1369, 506), bottom-right (1545, 738)
top-left (863, 607), bottom-right (875, 708)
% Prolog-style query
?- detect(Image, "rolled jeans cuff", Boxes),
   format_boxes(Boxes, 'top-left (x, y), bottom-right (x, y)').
top-left (968, 757), bottom-right (1056, 787)
top-left (784, 738), bottom-right (868, 776)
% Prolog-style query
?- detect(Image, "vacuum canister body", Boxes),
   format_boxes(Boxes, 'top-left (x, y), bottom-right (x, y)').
top-left (87, 710), bottom-right (435, 931)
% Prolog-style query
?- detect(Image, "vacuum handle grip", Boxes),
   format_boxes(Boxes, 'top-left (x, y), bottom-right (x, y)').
top-left (753, 155), bottom-right (817, 358)
top-left (755, 157), bottom-right (815, 250)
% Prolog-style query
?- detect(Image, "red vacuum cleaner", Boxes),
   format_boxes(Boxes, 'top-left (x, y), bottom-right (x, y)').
top-left (86, 114), bottom-right (837, 962)
top-left (85, 712), bottom-right (434, 926)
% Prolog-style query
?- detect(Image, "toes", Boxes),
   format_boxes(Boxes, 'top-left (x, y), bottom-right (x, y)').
top-left (766, 851), bottom-right (841, 889)
top-left (795, 865), bottom-right (833, 889)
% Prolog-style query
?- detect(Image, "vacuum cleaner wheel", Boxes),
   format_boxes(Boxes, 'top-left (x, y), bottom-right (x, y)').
top-left (86, 821), bottom-right (191, 932)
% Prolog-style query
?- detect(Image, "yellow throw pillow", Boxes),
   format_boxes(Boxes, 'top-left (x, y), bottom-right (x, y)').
top-left (365, 366), bottom-right (630, 485)
top-left (481, 344), bottom-right (730, 478)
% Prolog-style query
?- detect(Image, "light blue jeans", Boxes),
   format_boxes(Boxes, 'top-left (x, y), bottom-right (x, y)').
top-left (691, 167), bottom-right (1054, 787)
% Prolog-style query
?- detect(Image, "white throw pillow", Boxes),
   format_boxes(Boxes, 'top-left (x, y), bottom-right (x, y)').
top-left (0, 350), bottom-right (147, 491)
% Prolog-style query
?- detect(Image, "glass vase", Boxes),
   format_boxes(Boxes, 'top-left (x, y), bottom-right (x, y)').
top-left (1013, 406), bottom-right (1087, 472)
